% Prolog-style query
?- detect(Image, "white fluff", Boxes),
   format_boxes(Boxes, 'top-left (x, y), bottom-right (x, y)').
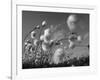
top-left (68, 40), bottom-right (75, 49)
top-left (52, 48), bottom-right (63, 64)
top-left (33, 39), bottom-right (38, 46)
top-left (24, 42), bottom-right (27, 46)
top-left (42, 43), bottom-right (48, 52)
top-left (42, 28), bottom-right (51, 43)
top-left (31, 31), bottom-right (36, 39)
top-left (42, 20), bottom-right (47, 26)
top-left (40, 28), bottom-right (51, 51)
top-left (44, 28), bottom-right (50, 36)
top-left (50, 39), bottom-right (54, 44)
top-left (25, 43), bottom-right (31, 50)
top-left (40, 35), bottom-right (44, 41)
top-left (36, 25), bottom-right (40, 29)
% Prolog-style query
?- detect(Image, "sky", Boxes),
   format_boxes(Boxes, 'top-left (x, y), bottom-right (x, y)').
top-left (22, 11), bottom-right (89, 58)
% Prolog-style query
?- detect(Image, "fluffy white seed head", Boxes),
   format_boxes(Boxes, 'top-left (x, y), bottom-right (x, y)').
top-left (44, 28), bottom-right (50, 36)
top-left (42, 43), bottom-right (48, 51)
top-left (36, 25), bottom-right (40, 29)
top-left (40, 28), bottom-right (51, 43)
top-left (24, 42), bottom-right (27, 46)
top-left (50, 39), bottom-right (54, 43)
top-left (52, 48), bottom-right (63, 64)
top-left (42, 20), bottom-right (47, 27)
top-left (40, 35), bottom-right (44, 41)
top-left (43, 37), bottom-right (49, 43)
top-left (42, 28), bottom-right (51, 43)
top-left (33, 39), bottom-right (38, 46)
top-left (31, 31), bottom-right (36, 39)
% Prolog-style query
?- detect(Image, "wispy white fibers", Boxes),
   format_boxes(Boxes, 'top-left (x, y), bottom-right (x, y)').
top-left (52, 48), bottom-right (64, 64)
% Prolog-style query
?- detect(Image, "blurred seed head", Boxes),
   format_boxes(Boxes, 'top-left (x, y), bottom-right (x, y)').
top-left (42, 20), bottom-right (47, 27)
top-left (42, 42), bottom-right (48, 51)
top-left (67, 14), bottom-right (79, 32)
top-left (40, 35), bottom-right (44, 41)
top-left (68, 40), bottom-right (75, 49)
top-left (53, 48), bottom-right (64, 64)
top-left (33, 39), bottom-right (38, 46)
top-left (24, 42), bottom-right (27, 46)
top-left (50, 39), bottom-right (54, 43)
top-left (77, 35), bottom-right (82, 42)
top-left (41, 28), bottom-right (51, 43)
top-left (31, 31), bottom-right (36, 39)
top-left (24, 39), bottom-right (31, 46)
top-left (36, 25), bottom-right (40, 29)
